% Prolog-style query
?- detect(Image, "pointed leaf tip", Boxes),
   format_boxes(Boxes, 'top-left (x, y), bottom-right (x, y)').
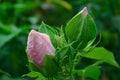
top-left (81, 7), bottom-right (88, 16)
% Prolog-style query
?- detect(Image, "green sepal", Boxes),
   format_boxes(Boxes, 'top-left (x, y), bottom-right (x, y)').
top-left (28, 54), bottom-right (59, 78)
top-left (43, 54), bottom-right (59, 77)
top-left (54, 27), bottom-right (67, 48)
top-left (23, 71), bottom-right (46, 80)
top-left (39, 22), bottom-right (57, 46)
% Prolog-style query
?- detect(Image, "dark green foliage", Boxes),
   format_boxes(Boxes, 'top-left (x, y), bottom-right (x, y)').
top-left (0, 0), bottom-right (120, 80)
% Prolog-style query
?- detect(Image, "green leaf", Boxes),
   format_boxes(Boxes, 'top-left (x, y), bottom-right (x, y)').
top-left (58, 1), bottom-right (72, 10)
top-left (74, 65), bottom-right (101, 80)
top-left (14, 2), bottom-right (41, 16)
top-left (47, 0), bottom-right (72, 10)
top-left (0, 25), bottom-right (11, 34)
top-left (0, 69), bottom-right (10, 76)
top-left (65, 7), bottom-right (96, 50)
top-left (80, 47), bottom-right (120, 68)
top-left (0, 25), bottom-right (21, 48)
top-left (23, 71), bottom-right (46, 80)
top-left (39, 22), bottom-right (56, 46)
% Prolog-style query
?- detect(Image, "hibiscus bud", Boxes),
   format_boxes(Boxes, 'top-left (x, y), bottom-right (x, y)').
top-left (65, 7), bottom-right (96, 50)
top-left (27, 30), bottom-right (55, 67)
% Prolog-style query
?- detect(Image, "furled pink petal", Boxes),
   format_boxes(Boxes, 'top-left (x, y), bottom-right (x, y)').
top-left (27, 30), bottom-right (55, 67)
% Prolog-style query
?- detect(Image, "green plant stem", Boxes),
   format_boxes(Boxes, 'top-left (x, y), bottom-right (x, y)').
top-left (71, 52), bottom-right (82, 74)
top-left (82, 70), bottom-right (85, 80)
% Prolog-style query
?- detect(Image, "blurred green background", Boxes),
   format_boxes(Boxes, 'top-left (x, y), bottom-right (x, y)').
top-left (0, 0), bottom-right (120, 80)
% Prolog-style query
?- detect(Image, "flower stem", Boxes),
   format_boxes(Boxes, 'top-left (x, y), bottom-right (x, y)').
top-left (72, 52), bottom-right (81, 72)
top-left (82, 70), bottom-right (85, 80)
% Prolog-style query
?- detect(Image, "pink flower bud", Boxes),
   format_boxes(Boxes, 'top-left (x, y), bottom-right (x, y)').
top-left (27, 30), bottom-right (55, 67)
